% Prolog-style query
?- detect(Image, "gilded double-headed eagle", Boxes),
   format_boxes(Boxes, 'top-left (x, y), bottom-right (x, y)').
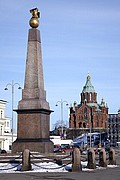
top-left (29, 8), bottom-right (40, 28)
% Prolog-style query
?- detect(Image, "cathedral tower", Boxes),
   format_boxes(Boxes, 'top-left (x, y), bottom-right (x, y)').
top-left (69, 74), bottom-right (108, 139)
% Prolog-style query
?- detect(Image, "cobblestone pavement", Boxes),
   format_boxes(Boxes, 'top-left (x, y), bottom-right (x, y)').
top-left (0, 166), bottom-right (120, 180)
top-left (0, 152), bottom-right (120, 180)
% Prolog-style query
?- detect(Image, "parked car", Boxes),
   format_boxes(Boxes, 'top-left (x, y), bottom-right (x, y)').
top-left (54, 145), bottom-right (61, 153)
top-left (61, 144), bottom-right (74, 153)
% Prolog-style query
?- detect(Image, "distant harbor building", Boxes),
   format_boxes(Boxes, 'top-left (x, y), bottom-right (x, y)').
top-left (108, 109), bottom-right (120, 147)
top-left (0, 100), bottom-right (17, 151)
top-left (68, 74), bottom-right (108, 139)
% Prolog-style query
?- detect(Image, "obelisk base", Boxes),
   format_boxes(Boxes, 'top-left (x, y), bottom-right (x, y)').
top-left (12, 139), bottom-right (53, 153)
top-left (12, 108), bottom-right (54, 153)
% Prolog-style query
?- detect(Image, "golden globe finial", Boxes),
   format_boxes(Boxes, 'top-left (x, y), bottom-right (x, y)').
top-left (29, 8), bottom-right (40, 28)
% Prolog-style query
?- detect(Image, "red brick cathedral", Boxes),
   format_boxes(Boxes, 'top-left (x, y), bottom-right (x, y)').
top-left (69, 74), bottom-right (108, 138)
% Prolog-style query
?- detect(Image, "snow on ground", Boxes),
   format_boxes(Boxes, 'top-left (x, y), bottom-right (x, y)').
top-left (0, 161), bottom-right (118, 173)
top-left (0, 162), bottom-right (68, 173)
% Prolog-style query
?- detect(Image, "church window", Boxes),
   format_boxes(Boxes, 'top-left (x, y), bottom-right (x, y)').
top-left (83, 122), bottom-right (86, 128)
top-left (79, 122), bottom-right (82, 128)
top-left (84, 107), bottom-right (87, 113)
top-left (84, 107), bottom-right (87, 120)
top-left (90, 93), bottom-right (92, 101)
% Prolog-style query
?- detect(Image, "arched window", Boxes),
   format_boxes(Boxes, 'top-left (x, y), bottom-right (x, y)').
top-left (84, 107), bottom-right (87, 113)
top-left (84, 107), bottom-right (87, 120)
top-left (79, 122), bottom-right (82, 128)
top-left (90, 93), bottom-right (92, 101)
top-left (83, 122), bottom-right (86, 128)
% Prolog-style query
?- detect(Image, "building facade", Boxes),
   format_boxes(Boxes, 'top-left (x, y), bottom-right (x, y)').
top-left (0, 100), bottom-right (17, 151)
top-left (68, 74), bottom-right (108, 139)
top-left (108, 109), bottom-right (120, 146)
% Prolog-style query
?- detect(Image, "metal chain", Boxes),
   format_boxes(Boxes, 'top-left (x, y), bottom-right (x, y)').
top-left (0, 163), bottom-right (21, 171)
top-left (30, 153), bottom-right (71, 160)
top-left (31, 161), bottom-right (72, 170)
top-left (14, 153), bottom-right (22, 159)
top-left (30, 153), bottom-right (50, 160)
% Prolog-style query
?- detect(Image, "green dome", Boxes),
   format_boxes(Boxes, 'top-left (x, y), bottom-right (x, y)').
top-left (82, 74), bottom-right (95, 93)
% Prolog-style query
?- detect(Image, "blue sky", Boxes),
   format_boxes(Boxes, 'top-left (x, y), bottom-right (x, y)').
top-left (0, 0), bottom-right (120, 130)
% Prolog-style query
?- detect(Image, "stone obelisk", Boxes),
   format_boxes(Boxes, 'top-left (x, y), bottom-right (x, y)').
top-left (12, 8), bottom-right (53, 153)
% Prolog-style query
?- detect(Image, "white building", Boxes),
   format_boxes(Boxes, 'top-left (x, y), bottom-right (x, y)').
top-left (0, 100), bottom-right (17, 151)
top-left (50, 135), bottom-right (73, 146)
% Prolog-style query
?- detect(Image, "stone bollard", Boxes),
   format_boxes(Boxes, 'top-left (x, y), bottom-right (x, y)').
top-left (21, 149), bottom-right (32, 171)
top-left (87, 148), bottom-right (96, 169)
top-left (108, 148), bottom-right (116, 165)
top-left (99, 148), bottom-right (107, 167)
top-left (72, 147), bottom-right (82, 172)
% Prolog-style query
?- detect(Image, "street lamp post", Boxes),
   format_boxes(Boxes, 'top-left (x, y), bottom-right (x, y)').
top-left (4, 80), bottom-right (21, 144)
top-left (99, 130), bottom-right (102, 148)
top-left (89, 116), bottom-right (92, 148)
top-left (89, 109), bottom-right (92, 148)
top-left (55, 99), bottom-right (68, 139)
